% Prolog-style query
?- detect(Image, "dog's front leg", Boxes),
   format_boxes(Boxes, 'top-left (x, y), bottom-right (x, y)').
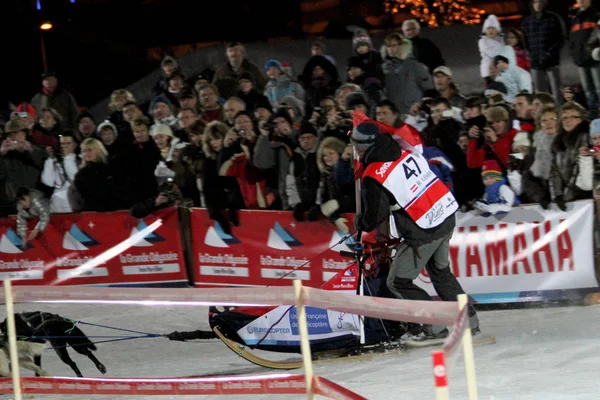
top-left (52, 344), bottom-right (83, 377)
top-left (83, 350), bottom-right (106, 374)
top-left (34, 354), bottom-right (42, 377)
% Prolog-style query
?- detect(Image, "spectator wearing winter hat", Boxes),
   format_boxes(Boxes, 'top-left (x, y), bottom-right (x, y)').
top-left (264, 60), bottom-right (305, 110)
top-left (212, 42), bottom-right (267, 100)
top-left (382, 33), bottom-right (433, 115)
top-left (178, 88), bottom-right (201, 115)
top-left (347, 26), bottom-right (384, 80)
top-left (287, 122), bottom-right (321, 222)
top-left (300, 55), bottom-right (341, 113)
top-left (432, 66), bottom-right (466, 109)
top-left (479, 15), bottom-right (505, 84)
top-left (345, 92), bottom-right (370, 116)
top-left (150, 95), bottom-right (178, 128)
top-left (402, 20), bottom-right (445, 74)
top-left (253, 96), bottom-right (273, 124)
top-left (152, 56), bottom-right (181, 97)
top-left (31, 72), bottom-right (79, 130)
top-left (506, 131), bottom-right (532, 197)
top-left (473, 159), bottom-right (520, 215)
top-left (198, 84), bottom-right (224, 124)
top-left (238, 71), bottom-right (271, 114)
top-left (0, 120), bottom-right (45, 216)
top-left (76, 111), bottom-right (97, 142)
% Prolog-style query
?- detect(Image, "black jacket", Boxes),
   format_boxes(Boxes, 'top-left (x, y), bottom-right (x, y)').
top-left (569, 7), bottom-right (600, 67)
top-left (522, 10), bottom-right (565, 69)
top-left (354, 134), bottom-right (455, 246)
top-left (410, 36), bottom-right (445, 74)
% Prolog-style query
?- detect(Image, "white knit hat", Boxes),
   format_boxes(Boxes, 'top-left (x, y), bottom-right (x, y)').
top-left (511, 131), bottom-right (531, 151)
top-left (150, 124), bottom-right (174, 138)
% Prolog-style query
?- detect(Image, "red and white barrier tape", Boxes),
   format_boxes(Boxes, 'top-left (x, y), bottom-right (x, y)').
top-left (442, 303), bottom-right (468, 356)
top-left (4, 285), bottom-right (458, 325)
top-left (0, 374), bottom-right (366, 399)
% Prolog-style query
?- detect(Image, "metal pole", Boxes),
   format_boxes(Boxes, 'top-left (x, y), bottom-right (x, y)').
top-left (40, 35), bottom-right (48, 71)
top-left (4, 280), bottom-right (22, 400)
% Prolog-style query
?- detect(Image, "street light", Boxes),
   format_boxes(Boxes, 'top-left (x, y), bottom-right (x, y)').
top-left (40, 22), bottom-right (53, 30)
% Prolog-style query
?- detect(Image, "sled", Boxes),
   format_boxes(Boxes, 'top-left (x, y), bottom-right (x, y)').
top-left (213, 325), bottom-right (406, 370)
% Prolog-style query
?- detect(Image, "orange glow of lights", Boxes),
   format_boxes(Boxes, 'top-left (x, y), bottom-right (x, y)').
top-left (40, 22), bottom-right (53, 30)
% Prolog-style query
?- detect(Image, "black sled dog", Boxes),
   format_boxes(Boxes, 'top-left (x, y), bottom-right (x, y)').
top-left (0, 311), bottom-right (106, 377)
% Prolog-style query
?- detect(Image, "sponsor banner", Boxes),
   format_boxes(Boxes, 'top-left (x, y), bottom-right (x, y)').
top-left (0, 208), bottom-right (187, 286)
top-left (415, 200), bottom-right (598, 301)
top-left (238, 265), bottom-right (361, 346)
top-left (190, 209), bottom-right (355, 288)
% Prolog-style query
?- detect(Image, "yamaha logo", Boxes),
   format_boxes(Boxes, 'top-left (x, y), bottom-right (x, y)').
top-left (375, 162), bottom-right (393, 177)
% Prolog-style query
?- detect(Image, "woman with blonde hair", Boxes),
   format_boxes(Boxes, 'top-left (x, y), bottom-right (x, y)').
top-left (73, 138), bottom-right (117, 211)
top-left (108, 89), bottom-right (136, 141)
top-left (467, 105), bottom-right (518, 170)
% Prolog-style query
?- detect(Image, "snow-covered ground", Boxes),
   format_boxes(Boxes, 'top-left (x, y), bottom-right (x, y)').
top-left (3, 302), bottom-right (599, 399)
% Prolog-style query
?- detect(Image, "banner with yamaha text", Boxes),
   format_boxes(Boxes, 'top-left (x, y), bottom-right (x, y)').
top-left (0, 208), bottom-right (187, 287)
top-left (189, 209), bottom-right (356, 289)
top-left (415, 200), bottom-right (598, 302)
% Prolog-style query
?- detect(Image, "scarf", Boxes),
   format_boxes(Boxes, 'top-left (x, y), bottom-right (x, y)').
top-left (530, 129), bottom-right (555, 180)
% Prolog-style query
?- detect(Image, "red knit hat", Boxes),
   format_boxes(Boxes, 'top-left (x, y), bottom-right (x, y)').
top-left (481, 160), bottom-right (503, 180)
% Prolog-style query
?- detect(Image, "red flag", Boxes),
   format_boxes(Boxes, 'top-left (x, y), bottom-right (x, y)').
top-left (352, 111), bottom-right (423, 152)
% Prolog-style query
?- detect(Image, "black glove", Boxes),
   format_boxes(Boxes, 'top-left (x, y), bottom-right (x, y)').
top-left (293, 203), bottom-right (306, 222)
top-left (539, 197), bottom-right (550, 210)
top-left (555, 195), bottom-right (567, 211)
top-left (307, 205), bottom-right (321, 221)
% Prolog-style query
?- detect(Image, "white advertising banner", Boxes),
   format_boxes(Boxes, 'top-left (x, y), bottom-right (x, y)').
top-left (414, 200), bottom-right (598, 302)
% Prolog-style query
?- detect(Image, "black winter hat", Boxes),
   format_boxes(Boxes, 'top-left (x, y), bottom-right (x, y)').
top-left (345, 92), bottom-right (369, 110)
top-left (271, 107), bottom-right (293, 125)
top-left (298, 122), bottom-right (318, 138)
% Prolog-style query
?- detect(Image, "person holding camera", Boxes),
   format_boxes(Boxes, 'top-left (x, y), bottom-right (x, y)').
top-left (467, 106), bottom-right (518, 171)
top-left (0, 120), bottom-right (46, 216)
top-left (15, 188), bottom-right (51, 247)
top-left (253, 108), bottom-right (297, 210)
top-left (41, 131), bottom-right (80, 213)
top-left (130, 178), bottom-right (187, 219)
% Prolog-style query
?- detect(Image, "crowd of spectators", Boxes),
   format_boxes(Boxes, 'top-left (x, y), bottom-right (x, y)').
top-left (2, 0), bottom-right (600, 237)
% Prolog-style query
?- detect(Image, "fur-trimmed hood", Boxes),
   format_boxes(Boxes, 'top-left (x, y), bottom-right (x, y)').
top-left (380, 38), bottom-right (413, 61)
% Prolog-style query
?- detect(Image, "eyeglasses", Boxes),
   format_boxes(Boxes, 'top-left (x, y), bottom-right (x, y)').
top-left (541, 117), bottom-right (558, 123)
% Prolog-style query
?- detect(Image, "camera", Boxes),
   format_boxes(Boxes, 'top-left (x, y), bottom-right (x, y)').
top-left (237, 129), bottom-right (245, 137)
top-left (160, 178), bottom-right (180, 203)
top-left (53, 135), bottom-right (64, 163)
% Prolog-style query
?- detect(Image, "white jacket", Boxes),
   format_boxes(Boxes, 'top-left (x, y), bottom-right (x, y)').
top-left (479, 15), bottom-right (504, 78)
top-left (495, 46), bottom-right (533, 102)
top-left (41, 154), bottom-right (79, 213)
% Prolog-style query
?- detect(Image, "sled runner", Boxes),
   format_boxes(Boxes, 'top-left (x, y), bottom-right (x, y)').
top-left (405, 333), bottom-right (497, 349)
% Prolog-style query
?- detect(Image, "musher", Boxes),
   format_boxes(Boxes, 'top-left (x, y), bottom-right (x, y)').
top-left (350, 120), bottom-right (480, 340)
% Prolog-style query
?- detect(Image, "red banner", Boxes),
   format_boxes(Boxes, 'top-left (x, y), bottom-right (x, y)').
top-left (190, 209), bottom-right (356, 288)
top-left (0, 208), bottom-right (187, 286)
